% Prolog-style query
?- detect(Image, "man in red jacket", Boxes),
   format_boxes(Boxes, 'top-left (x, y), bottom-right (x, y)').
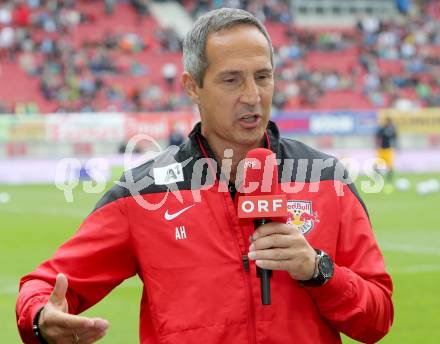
top-left (17, 8), bottom-right (393, 344)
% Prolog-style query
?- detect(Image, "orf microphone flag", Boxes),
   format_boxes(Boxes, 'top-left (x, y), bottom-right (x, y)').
top-left (237, 148), bottom-right (287, 305)
top-left (238, 147), bottom-right (288, 222)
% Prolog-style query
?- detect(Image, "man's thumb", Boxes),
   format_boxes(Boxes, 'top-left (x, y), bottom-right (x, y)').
top-left (49, 273), bottom-right (68, 306)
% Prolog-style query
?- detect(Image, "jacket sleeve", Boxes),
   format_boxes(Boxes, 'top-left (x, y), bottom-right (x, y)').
top-left (306, 183), bottom-right (394, 344)
top-left (16, 194), bottom-right (137, 344)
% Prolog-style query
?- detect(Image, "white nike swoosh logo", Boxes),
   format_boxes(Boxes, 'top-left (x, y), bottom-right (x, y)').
top-left (164, 204), bottom-right (196, 221)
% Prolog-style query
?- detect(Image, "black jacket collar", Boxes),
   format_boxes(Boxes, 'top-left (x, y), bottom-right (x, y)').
top-left (187, 120), bottom-right (280, 160)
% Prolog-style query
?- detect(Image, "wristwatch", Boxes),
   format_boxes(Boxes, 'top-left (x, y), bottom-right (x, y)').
top-left (301, 249), bottom-right (334, 287)
top-left (32, 307), bottom-right (49, 344)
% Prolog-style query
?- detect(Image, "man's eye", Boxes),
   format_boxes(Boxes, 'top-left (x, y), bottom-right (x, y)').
top-left (257, 75), bottom-right (269, 80)
top-left (224, 79), bottom-right (237, 83)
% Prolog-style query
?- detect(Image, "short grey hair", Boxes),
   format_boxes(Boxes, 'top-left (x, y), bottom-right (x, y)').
top-left (183, 8), bottom-right (274, 87)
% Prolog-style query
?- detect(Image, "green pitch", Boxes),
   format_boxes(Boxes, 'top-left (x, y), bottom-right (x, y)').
top-left (1, 172), bottom-right (439, 343)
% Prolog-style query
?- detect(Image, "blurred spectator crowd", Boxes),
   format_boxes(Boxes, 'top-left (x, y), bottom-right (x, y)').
top-left (273, 9), bottom-right (440, 111)
top-left (0, 0), bottom-right (439, 114)
top-left (0, 0), bottom-right (189, 114)
top-left (185, 0), bottom-right (292, 24)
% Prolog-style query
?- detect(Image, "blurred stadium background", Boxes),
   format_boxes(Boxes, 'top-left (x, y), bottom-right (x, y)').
top-left (1, 0), bottom-right (440, 342)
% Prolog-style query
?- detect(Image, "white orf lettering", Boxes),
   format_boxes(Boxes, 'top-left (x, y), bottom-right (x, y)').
top-left (272, 199), bottom-right (282, 211)
top-left (258, 200), bottom-right (269, 212)
top-left (242, 200), bottom-right (254, 213)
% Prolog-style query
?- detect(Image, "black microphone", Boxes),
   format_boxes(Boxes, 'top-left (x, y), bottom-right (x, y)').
top-left (237, 148), bottom-right (287, 305)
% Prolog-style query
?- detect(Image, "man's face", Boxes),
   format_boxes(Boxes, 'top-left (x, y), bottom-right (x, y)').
top-left (190, 24), bottom-right (274, 148)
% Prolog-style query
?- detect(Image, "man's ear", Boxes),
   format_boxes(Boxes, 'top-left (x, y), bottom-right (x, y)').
top-left (181, 72), bottom-right (201, 104)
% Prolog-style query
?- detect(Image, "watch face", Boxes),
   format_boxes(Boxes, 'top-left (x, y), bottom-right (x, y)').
top-left (320, 255), bottom-right (334, 279)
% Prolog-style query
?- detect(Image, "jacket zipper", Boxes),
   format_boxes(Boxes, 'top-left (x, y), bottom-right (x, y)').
top-left (242, 255), bottom-right (249, 272)
top-left (197, 138), bottom-right (257, 343)
top-left (222, 191), bottom-right (257, 344)
top-left (241, 244), bottom-right (257, 344)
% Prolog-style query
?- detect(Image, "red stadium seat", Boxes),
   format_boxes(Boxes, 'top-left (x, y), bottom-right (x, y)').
top-left (377, 59), bottom-right (403, 75)
top-left (0, 61), bottom-right (54, 112)
top-left (71, 2), bottom-right (159, 49)
top-left (265, 22), bottom-right (289, 47)
top-left (316, 90), bottom-right (372, 110)
top-left (304, 48), bottom-right (358, 74)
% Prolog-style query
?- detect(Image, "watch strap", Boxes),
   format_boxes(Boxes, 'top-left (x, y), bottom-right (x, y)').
top-left (32, 307), bottom-right (49, 344)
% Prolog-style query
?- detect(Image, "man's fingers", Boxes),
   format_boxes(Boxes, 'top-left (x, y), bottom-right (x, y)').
top-left (255, 259), bottom-right (289, 271)
top-left (75, 327), bottom-right (108, 339)
top-left (74, 326), bottom-right (108, 344)
top-left (43, 325), bottom-right (107, 344)
top-left (248, 248), bottom-right (292, 261)
top-left (250, 234), bottom-right (294, 251)
top-left (252, 222), bottom-right (296, 241)
top-left (90, 317), bottom-right (110, 332)
top-left (48, 273), bottom-right (68, 307)
top-left (79, 329), bottom-right (108, 344)
top-left (49, 311), bottom-right (94, 329)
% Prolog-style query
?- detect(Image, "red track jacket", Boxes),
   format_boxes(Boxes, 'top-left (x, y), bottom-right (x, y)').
top-left (17, 122), bottom-right (393, 343)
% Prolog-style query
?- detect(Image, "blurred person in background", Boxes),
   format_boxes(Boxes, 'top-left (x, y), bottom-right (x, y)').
top-left (16, 8), bottom-right (393, 344)
top-left (162, 62), bottom-right (178, 91)
top-left (375, 117), bottom-right (398, 187)
top-left (168, 123), bottom-right (185, 147)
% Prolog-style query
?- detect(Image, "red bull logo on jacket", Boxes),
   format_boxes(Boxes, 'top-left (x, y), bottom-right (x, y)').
top-left (286, 200), bottom-right (320, 235)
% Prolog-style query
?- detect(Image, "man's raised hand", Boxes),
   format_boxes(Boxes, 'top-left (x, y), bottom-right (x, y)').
top-left (38, 273), bottom-right (109, 344)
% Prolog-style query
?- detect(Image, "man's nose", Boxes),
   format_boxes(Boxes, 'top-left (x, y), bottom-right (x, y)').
top-left (239, 78), bottom-right (261, 106)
